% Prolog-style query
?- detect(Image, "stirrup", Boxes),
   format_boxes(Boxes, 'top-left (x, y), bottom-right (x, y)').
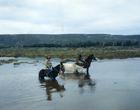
top-left (45, 70), bottom-right (49, 76)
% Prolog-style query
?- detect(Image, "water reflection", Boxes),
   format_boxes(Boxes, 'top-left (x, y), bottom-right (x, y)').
top-left (60, 72), bottom-right (96, 94)
top-left (1, 57), bottom-right (140, 110)
top-left (39, 79), bottom-right (65, 101)
top-left (78, 74), bottom-right (96, 94)
top-left (59, 72), bottom-right (85, 79)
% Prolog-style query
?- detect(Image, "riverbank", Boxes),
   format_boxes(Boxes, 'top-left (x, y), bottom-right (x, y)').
top-left (0, 47), bottom-right (140, 59)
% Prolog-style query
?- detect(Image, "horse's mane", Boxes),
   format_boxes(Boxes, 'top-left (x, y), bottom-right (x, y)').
top-left (51, 64), bottom-right (60, 78)
top-left (54, 64), bottom-right (60, 70)
top-left (86, 54), bottom-right (93, 61)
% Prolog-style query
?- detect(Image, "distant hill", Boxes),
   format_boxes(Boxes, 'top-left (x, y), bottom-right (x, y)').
top-left (0, 34), bottom-right (140, 47)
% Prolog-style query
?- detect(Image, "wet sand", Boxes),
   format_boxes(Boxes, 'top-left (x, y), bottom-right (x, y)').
top-left (0, 57), bottom-right (140, 110)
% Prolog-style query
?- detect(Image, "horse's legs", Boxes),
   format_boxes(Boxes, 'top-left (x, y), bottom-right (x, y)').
top-left (87, 67), bottom-right (89, 75)
top-left (39, 73), bottom-right (45, 79)
top-left (52, 77), bottom-right (56, 80)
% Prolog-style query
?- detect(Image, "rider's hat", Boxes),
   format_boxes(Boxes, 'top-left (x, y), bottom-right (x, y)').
top-left (47, 56), bottom-right (51, 59)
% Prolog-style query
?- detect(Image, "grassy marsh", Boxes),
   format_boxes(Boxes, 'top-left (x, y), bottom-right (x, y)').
top-left (0, 47), bottom-right (140, 59)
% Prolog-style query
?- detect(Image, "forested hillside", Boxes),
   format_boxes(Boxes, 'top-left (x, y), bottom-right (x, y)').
top-left (0, 34), bottom-right (140, 47)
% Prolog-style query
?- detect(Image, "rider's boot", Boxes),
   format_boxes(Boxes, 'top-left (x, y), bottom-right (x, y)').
top-left (83, 63), bottom-right (86, 68)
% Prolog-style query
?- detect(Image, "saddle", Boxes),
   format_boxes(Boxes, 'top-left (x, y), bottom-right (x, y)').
top-left (45, 69), bottom-right (51, 76)
top-left (76, 60), bottom-right (84, 66)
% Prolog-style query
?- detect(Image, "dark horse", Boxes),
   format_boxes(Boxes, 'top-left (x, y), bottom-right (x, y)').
top-left (76, 54), bottom-right (97, 74)
top-left (39, 62), bottom-right (65, 80)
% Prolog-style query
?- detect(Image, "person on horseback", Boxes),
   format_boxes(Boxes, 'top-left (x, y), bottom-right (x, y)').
top-left (78, 51), bottom-right (85, 64)
top-left (45, 56), bottom-right (53, 72)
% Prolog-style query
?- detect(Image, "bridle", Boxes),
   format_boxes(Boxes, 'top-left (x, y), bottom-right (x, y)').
top-left (53, 64), bottom-right (65, 74)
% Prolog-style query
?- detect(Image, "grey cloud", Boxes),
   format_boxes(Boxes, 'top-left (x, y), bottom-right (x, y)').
top-left (0, 0), bottom-right (140, 34)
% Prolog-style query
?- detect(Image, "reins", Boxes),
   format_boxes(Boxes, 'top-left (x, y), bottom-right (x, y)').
top-left (53, 67), bottom-right (59, 73)
top-left (52, 64), bottom-right (62, 73)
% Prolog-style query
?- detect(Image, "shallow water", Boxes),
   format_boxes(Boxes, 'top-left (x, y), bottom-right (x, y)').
top-left (0, 57), bottom-right (140, 110)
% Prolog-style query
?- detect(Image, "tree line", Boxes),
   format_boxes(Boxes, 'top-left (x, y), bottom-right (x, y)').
top-left (23, 40), bottom-right (140, 48)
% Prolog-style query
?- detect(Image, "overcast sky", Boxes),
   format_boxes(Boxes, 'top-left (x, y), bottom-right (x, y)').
top-left (0, 0), bottom-right (140, 35)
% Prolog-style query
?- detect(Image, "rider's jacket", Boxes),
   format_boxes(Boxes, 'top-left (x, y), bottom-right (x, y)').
top-left (45, 59), bottom-right (52, 68)
top-left (78, 54), bottom-right (83, 61)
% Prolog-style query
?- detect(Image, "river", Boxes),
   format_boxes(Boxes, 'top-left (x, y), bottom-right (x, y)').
top-left (0, 57), bottom-right (140, 110)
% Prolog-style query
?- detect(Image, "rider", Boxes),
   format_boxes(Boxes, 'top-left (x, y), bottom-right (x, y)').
top-left (45, 56), bottom-right (53, 72)
top-left (78, 51), bottom-right (85, 64)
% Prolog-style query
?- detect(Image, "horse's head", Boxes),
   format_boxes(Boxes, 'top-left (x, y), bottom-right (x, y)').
top-left (60, 62), bottom-right (65, 73)
top-left (91, 54), bottom-right (97, 61)
top-left (86, 54), bottom-right (97, 62)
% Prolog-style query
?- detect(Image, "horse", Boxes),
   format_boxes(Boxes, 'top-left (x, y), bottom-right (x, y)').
top-left (38, 62), bottom-right (65, 80)
top-left (76, 54), bottom-right (97, 74)
top-left (62, 63), bottom-right (85, 73)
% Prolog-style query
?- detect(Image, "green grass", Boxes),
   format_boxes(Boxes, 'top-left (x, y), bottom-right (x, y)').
top-left (0, 47), bottom-right (140, 59)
